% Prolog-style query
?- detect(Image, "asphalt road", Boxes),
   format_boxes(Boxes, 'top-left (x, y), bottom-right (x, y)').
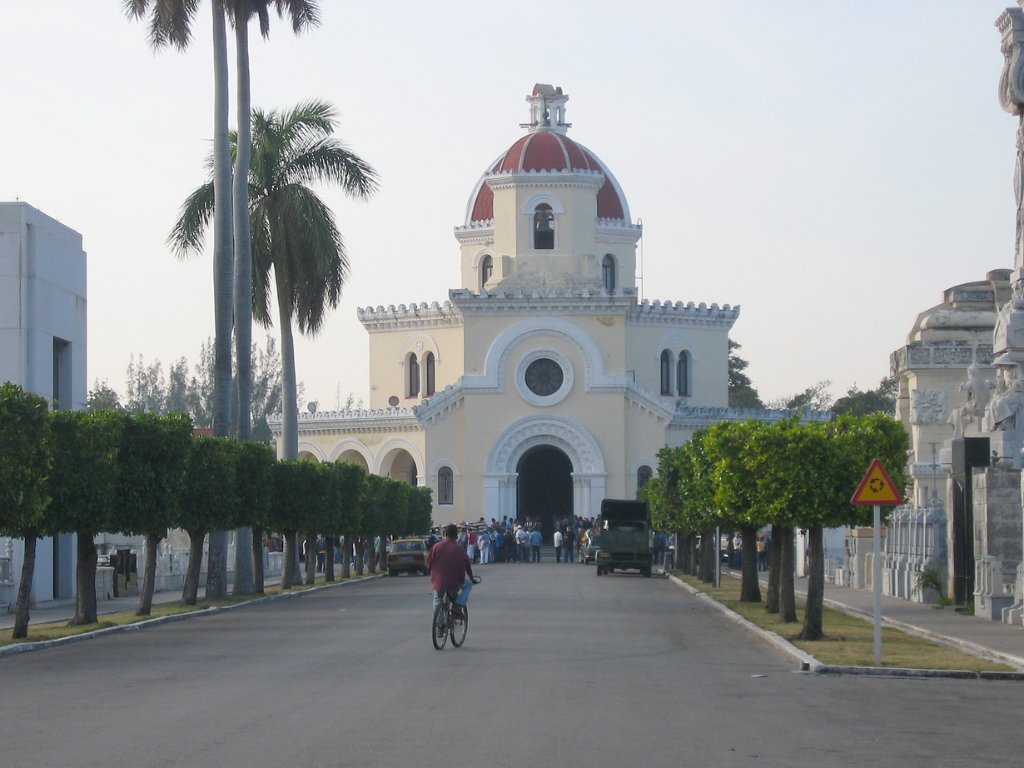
top-left (2, 563), bottom-right (1022, 768)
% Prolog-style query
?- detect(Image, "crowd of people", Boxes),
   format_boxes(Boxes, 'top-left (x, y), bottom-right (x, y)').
top-left (433, 516), bottom-right (595, 564)
top-left (431, 516), bottom-right (676, 568)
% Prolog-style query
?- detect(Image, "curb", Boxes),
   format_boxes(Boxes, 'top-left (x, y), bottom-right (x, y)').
top-left (665, 572), bottom-right (821, 673)
top-left (818, 596), bottom-right (1024, 674)
top-left (0, 573), bottom-right (384, 658)
top-left (664, 572), bottom-right (1024, 681)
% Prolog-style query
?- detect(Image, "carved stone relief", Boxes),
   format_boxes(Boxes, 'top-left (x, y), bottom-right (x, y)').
top-left (909, 389), bottom-right (946, 425)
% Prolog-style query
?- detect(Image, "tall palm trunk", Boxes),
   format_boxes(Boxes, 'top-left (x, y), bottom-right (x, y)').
top-left (12, 529), bottom-right (38, 639)
top-left (207, 0), bottom-right (233, 600)
top-left (275, 265), bottom-right (299, 460)
top-left (71, 533), bottom-right (99, 625)
top-left (211, 0), bottom-right (233, 439)
top-left (233, 18), bottom-right (253, 444)
top-left (231, 13), bottom-right (255, 597)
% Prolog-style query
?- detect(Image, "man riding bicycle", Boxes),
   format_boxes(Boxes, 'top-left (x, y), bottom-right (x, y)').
top-left (427, 524), bottom-right (478, 630)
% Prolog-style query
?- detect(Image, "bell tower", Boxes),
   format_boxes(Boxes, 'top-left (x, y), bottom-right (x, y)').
top-left (455, 85), bottom-right (642, 295)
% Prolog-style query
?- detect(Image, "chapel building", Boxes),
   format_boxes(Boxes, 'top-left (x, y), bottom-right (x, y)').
top-left (275, 85), bottom-right (748, 535)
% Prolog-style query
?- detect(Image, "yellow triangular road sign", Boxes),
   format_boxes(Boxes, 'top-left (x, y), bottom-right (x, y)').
top-left (851, 458), bottom-right (903, 506)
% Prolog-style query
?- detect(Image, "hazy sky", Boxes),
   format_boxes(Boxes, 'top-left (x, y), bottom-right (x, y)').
top-left (2, 2), bottom-right (1019, 409)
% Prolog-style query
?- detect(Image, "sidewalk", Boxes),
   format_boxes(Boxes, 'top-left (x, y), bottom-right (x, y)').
top-left (726, 568), bottom-right (1024, 671)
top-left (0, 586), bottom-right (218, 632)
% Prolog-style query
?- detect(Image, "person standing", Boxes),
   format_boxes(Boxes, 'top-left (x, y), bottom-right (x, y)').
top-left (530, 527), bottom-right (542, 562)
top-left (553, 528), bottom-right (564, 563)
top-left (564, 526), bottom-right (575, 563)
top-left (479, 529), bottom-right (492, 564)
top-left (516, 525), bottom-right (529, 563)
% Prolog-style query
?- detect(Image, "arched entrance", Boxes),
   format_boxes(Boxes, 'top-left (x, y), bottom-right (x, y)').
top-left (516, 445), bottom-right (573, 540)
top-left (485, 416), bottom-right (606, 524)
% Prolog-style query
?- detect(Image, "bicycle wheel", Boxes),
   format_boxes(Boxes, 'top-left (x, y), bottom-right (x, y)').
top-left (450, 604), bottom-right (468, 648)
top-left (432, 599), bottom-right (448, 650)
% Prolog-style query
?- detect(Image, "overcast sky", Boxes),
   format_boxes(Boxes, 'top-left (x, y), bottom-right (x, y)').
top-left (2, 2), bottom-right (1019, 409)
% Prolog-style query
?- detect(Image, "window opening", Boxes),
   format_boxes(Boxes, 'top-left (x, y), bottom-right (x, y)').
top-left (660, 350), bottom-right (672, 395)
top-left (438, 466), bottom-right (454, 505)
top-left (533, 204), bottom-right (555, 249)
top-left (677, 352), bottom-right (689, 397)
top-left (602, 254), bottom-right (616, 292)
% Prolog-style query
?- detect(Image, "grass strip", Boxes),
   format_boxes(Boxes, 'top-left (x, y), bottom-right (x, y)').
top-left (676, 572), bottom-right (1012, 672)
top-left (1, 573), bottom-right (375, 647)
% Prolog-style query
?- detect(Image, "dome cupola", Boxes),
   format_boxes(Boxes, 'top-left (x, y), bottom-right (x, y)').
top-left (455, 85), bottom-right (641, 294)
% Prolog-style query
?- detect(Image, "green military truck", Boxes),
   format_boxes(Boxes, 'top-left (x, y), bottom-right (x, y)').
top-left (595, 499), bottom-right (652, 577)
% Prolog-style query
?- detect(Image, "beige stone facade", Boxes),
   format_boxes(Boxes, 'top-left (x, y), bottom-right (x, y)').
top-left (275, 85), bottom-right (756, 534)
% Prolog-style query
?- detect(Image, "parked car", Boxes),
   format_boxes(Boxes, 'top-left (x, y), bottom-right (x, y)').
top-left (387, 538), bottom-right (429, 576)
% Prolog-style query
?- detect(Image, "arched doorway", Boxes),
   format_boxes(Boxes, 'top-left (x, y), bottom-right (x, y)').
top-left (382, 448), bottom-right (418, 486)
top-left (516, 445), bottom-right (573, 541)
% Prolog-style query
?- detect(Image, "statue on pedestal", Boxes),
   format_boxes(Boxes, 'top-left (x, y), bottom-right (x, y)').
top-left (950, 363), bottom-right (994, 438)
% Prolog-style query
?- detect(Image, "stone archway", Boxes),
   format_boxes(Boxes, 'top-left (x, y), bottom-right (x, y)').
top-left (380, 448), bottom-right (418, 485)
top-left (516, 445), bottom-right (573, 540)
top-left (485, 416), bottom-right (606, 523)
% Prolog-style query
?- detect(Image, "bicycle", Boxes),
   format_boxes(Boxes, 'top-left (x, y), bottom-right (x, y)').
top-left (431, 576), bottom-right (480, 650)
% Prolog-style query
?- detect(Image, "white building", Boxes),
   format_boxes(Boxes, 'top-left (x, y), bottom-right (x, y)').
top-left (0, 202), bottom-right (87, 606)
top-left (276, 85), bottom-right (797, 534)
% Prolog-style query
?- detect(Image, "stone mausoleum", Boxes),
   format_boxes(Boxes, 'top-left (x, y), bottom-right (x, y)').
top-left (0, 202), bottom-right (87, 609)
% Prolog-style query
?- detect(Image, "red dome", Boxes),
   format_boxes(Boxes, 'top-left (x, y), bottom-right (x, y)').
top-left (466, 131), bottom-right (629, 224)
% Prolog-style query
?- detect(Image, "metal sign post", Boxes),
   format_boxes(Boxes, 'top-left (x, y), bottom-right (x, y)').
top-left (872, 503), bottom-right (882, 666)
top-left (851, 458), bottom-right (903, 668)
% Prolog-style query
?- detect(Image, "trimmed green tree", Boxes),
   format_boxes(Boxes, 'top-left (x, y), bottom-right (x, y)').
top-left (0, 383), bottom-right (52, 639)
top-left (48, 410), bottom-right (123, 625)
top-left (114, 413), bottom-right (193, 616)
top-left (796, 414), bottom-right (908, 640)
top-left (236, 440), bottom-right (276, 593)
top-left (177, 436), bottom-right (239, 604)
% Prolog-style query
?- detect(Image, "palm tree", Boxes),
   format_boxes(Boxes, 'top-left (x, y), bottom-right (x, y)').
top-left (226, 0), bottom-right (320, 595)
top-left (171, 100), bottom-right (378, 459)
top-left (127, 0), bottom-right (235, 599)
top-left (124, 0), bottom-right (234, 443)
top-left (227, 1), bottom-right (320, 447)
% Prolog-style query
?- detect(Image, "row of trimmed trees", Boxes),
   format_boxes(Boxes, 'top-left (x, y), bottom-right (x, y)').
top-left (0, 384), bottom-right (430, 639)
top-left (644, 414), bottom-right (908, 640)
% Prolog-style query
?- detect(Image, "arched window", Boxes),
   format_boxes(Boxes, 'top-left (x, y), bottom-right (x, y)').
top-left (407, 353), bottom-right (420, 398)
top-left (438, 466), bottom-right (454, 505)
top-left (533, 204), bottom-right (555, 249)
top-left (602, 254), bottom-right (616, 292)
top-left (660, 350), bottom-right (672, 395)
top-left (425, 352), bottom-right (435, 397)
top-left (637, 465), bottom-right (653, 490)
top-left (480, 255), bottom-right (493, 290)
top-left (677, 352), bottom-right (689, 397)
